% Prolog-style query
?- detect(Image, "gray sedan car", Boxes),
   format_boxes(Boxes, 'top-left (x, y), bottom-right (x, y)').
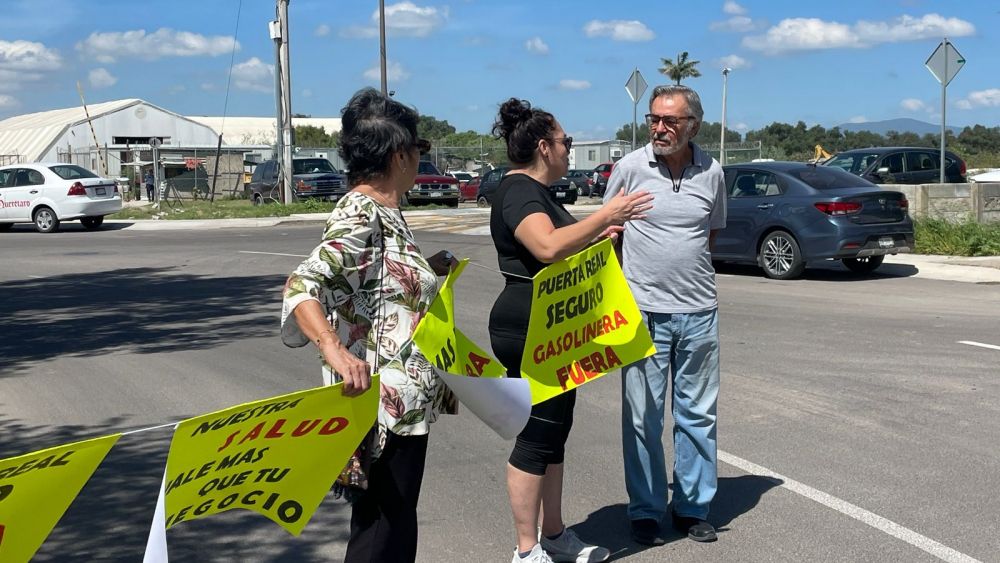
top-left (712, 162), bottom-right (914, 279)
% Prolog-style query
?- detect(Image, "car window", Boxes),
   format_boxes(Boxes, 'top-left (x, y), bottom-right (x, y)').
top-left (730, 171), bottom-right (780, 197)
top-left (905, 151), bottom-right (937, 171)
top-left (417, 161), bottom-right (440, 175)
top-left (13, 168), bottom-right (44, 186)
top-left (826, 153), bottom-right (878, 174)
top-left (48, 165), bottom-right (99, 180)
top-left (788, 166), bottom-right (878, 189)
top-left (879, 153), bottom-right (904, 174)
top-left (0, 169), bottom-right (11, 187)
top-left (292, 158), bottom-right (337, 174)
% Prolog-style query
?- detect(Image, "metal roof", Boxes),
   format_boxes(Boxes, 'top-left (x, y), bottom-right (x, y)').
top-left (186, 116), bottom-right (342, 146)
top-left (0, 99), bottom-right (144, 162)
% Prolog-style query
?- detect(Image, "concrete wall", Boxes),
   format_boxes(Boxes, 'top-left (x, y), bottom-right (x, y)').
top-left (880, 183), bottom-right (1000, 223)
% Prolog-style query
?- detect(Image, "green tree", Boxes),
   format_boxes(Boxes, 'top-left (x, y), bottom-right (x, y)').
top-left (294, 124), bottom-right (338, 147)
top-left (658, 51), bottom-right (701, 85)
top-left (693, 121), bottom-right (742, 145)
top-left (418, 115), bottom-right (457, 140)
top-left (615, 122), bottom-right (650, 143)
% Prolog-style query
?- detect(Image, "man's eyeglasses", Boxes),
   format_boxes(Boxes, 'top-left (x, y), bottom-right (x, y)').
top-left (645, 114), bottom-right (697, 129)
top-left (414, 138), bottom-right (432, 155)
top-left (549, 136), bottom-right (573, 150)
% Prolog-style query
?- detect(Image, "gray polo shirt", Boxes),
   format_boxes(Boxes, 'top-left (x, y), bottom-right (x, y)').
top-left (603, 142), bottom-right (726, 313)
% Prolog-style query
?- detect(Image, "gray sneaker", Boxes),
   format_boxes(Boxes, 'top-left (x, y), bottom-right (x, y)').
top-left (511, 543), bottom-right (555, 563)
top-left (540, 528), bottom-right (610, 563)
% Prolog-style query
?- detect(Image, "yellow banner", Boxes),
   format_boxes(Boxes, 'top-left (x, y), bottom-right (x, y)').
top-left (0, 434), bottom-right (120, 563)
top-left (163, 382), bottom-right (377, 535)
top-left (521, 239), bottom-right (655, 404)
top-left (413, 259), bottom-right (506, 378)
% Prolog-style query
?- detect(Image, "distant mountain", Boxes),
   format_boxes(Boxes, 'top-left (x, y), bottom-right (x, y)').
top-left (836, 118), bottom-right (960, 136)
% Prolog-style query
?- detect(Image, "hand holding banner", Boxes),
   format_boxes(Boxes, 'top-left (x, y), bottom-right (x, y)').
top-left (521, 239), bottom-right (655, 404)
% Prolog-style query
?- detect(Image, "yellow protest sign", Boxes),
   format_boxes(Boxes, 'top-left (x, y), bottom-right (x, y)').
top-left (163, 381), bottom-right (377, 535)
top-left (0, 434), bottom-right (120, 563)
top-left (413, 259), bottom-right (506, 377)
top-left (521, 239), bottom-right (655, 404)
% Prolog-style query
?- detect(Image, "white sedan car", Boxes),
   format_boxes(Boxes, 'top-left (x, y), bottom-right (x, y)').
top-left (0, 163), bottom-right (122, 232)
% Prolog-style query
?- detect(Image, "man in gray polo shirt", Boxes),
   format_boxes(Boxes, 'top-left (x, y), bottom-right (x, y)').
top-left (603, 84), bottom-right (726, 546)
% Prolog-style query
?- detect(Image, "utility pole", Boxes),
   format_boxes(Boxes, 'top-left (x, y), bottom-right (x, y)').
top-left (277, 0), bottom-right (294, 204)
top-left (379, 0), bottom-right (388, 95)
top-left (720, 68), bottom-right (731, 165)
top-left (269, 19), bottom-right (284, 186)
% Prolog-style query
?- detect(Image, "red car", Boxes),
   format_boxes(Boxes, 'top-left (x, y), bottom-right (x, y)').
top-left (460, 176), bottom-right (480, 203)
top-left (591, 162), bottom-right (615, 196)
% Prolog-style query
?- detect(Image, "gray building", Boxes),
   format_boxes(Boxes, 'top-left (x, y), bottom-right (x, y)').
top-left (569, 139), bottom-right (632, 171)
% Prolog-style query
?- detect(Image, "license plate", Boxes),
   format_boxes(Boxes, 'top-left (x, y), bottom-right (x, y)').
top-left (97, 187), bottom-right (106, 196)
top-left (430, 192), bottom-right (442, 197)
top-left (327, 195), bottom-right (340, 201)
top-left (555, 191), bottom-right (566, 198)
top-left (878, 236), bottom-right (894, 248)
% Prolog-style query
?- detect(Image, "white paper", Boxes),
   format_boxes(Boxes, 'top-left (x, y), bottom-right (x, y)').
top-left (142, 469), bottom-right (169, 562)
top-left (439, 371), bottom-right (531, 439)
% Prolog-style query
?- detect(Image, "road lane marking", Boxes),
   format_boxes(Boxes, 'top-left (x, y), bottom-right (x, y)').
top-left (718, 450), bottom-right (982, 563)
top-left (957, 340), bottom-right (1000, 351)
top-left (239, 251), bottom-right (307, 258)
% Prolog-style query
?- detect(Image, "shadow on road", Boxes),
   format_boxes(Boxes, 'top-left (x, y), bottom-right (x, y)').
top-left (1, 415), bottom-right (352, 561)
top-left (714, 261), bottom-right (918, 281)
top-left (570, 475), bottom-right (782, 560)
top-left (0, 267), bottom-right (285, 378)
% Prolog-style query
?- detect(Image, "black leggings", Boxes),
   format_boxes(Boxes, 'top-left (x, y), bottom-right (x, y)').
top-left (344, 433), bottom-right (428, 563)
top-left (491, 330), bottom-right (577, 476)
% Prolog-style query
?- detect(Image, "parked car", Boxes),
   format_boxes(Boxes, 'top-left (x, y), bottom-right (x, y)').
top-left (0, 163), bottom-right (122, 232)
top-left (590, 162), bottom-right (615, 196)
top-left (824, 147), bottom-right (967, 184)
top-left (460, 176), bottom-right (480, 203)
top-left (245, 157), bottom-right (348, 205)
top-left (565, 169), bottom-right (595, 196)
top-left (405, 161), bottom-right (460, 208)
top-left (476, 167), bottom-right (577, 207)
top-left (711, 162), bottom-right (914, 279)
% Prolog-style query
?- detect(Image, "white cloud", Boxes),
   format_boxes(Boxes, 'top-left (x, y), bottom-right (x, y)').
top-left (200, 82), bottom-right (216, 91)
top-left (315, 24), bottom-right (330, 37)
top-left (0, 39), bottom-right (62, 70)
top-left (900, 98), bottom-right (927, 112)
top-left (364, 61), bottom-right (410, 82)
top-left (168, 84), bottom-right (186, 94)
top-left (723, 1), bottom-right (747, 15)
top-left (847, 115), bottom-right (868, 123)
top-left (88, 67), bottom-right (117, 88)
top-left (558, 79), bottom-right (591, 91)
top-left (710, 16), bottom-right (758, 33)
top-left (584, 20), bottom-right (655, 42)
top-left (302, 88), bottom-right (313, 98)
top-left (0, 69), bottom-right (42, 91)
top-left (956, 89), bottom-right (1000, 109)
top-left (76, 28), bottom-right (238, 63)
top-left (342, 2), bottom-right (447, 39)
top-left (744, 13), bottom-right (974, 54)
top-left (231, 57), bottom-right (273, 92)
top-left (734, 122), bottom-right (749, 132)
top-left (0, 94), bottom-right (16, 109)
top-left (717, 54), bottom-right (750, 70)
top-left (525, 36), bottom-right (549, 55)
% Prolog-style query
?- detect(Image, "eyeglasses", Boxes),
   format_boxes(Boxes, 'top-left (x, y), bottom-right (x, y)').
top-left (549, 136), bottom-right (573, 150)
top-left (645, 114), bottom-right (697, 129)
top-left (414, 138), bottom-right (431, 155)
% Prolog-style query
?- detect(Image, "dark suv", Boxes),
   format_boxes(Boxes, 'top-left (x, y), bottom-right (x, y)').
top-left (475, 167), bottom-right (577, 207)
top-left (824, 147), bottom-right (967, 184)
top-left (246, 157), bottom-right (348, 205)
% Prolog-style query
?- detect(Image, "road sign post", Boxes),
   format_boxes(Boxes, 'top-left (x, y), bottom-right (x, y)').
top-left (925, 39), bottom-right (965, 183)
top-left (625, 69), bottom-right (647, 152)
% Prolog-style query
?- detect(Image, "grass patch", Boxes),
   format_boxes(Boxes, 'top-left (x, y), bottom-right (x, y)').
top-left (915, 217), bottom-right (1000, 256)
top-left (108, 198), bottom-right (452, 220)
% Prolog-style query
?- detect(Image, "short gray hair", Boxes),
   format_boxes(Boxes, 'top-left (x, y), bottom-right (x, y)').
top-left (648, 84), bottom-right (704, 122)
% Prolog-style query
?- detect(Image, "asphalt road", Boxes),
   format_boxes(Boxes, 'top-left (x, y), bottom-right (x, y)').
top-left (1, 222), bottom-right (998, 562)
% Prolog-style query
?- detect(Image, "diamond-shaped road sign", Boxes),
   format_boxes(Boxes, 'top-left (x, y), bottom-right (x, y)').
top-left (925, 40), bottom-right (965, 86)
top-left (625, 69), bottom-right (647, 104)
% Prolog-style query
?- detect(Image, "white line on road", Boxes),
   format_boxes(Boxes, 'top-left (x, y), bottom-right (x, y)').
top-left (238, 251), bottom-right (307, 258)
top-left (718, 450), bottom-right (982, 563)
top-left (957, 340), bottom-right (1000, 351)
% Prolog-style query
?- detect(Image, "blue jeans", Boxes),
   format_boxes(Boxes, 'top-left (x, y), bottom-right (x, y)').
top-left (621, 309), bottom-right (720, 521)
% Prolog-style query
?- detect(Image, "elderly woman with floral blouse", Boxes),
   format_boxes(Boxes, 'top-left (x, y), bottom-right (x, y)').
top-left (281, 87), bottom-right (458, 563)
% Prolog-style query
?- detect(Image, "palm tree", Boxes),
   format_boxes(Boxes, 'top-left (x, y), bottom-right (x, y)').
top-left (659, 51), bottom-right (702, 84)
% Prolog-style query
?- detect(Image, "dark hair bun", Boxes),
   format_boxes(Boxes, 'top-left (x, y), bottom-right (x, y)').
top-left (496, 98), bottom-right (533, 139)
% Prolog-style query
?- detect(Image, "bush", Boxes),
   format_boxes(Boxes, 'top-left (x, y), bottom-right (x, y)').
top-left (914, 217), bottom-right (1000, 256)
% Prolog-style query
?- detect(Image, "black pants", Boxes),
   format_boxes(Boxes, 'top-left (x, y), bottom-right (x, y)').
top-left (146, 185), bottom-right (154, 201)
top-left (344, 433), bottom-right (429, 563)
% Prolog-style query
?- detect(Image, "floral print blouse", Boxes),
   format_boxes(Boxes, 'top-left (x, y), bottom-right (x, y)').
top-left (281, 192), bottom-right (457, 459)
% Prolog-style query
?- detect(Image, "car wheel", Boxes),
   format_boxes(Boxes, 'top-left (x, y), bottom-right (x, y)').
top-left (33, 207), bottom-right (60, 233)
top-left (252, 194), bottom-right (263, 206)
top-left (758, 230), bottom-right (804, 279)
top-left (81, 216), bottom-right (105, 230)
top-left (842, 255), bottom-right (885, 274)
top-left (477, 196), bottom-right (490, 208)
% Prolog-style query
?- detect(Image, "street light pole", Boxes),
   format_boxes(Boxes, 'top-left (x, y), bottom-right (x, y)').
top-left (379, 0), bottom-right (388, 95)
top-left (277, 0), bottom-right (294, 204)
top-left (720, 67), bottom-right (731, 165)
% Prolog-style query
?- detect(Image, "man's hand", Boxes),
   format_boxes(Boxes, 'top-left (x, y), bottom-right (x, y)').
top-left (427, 250), bottom-right (459, 276)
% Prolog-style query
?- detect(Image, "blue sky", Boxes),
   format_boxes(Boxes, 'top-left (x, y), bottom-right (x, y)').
top-left (1, 0), bottom-right (997, 140)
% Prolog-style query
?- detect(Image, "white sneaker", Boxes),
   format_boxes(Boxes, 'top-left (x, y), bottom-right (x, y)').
top-left (540, 528), bottom-right (610, 563)
top-left (511, 543), bottom-right (555, 563)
